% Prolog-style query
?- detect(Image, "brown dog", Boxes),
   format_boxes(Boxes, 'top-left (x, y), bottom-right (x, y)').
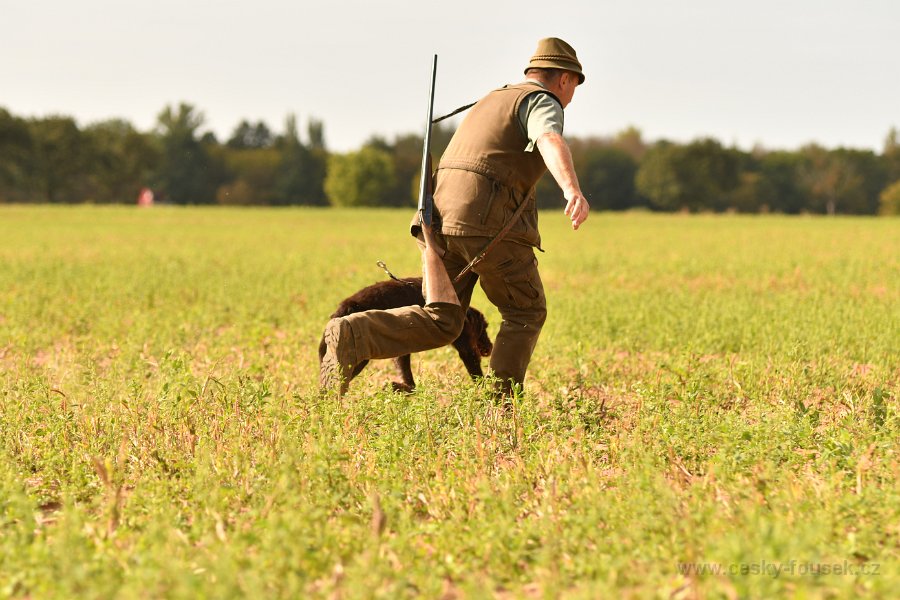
top-left (319, 277), bottom-right (493, 392)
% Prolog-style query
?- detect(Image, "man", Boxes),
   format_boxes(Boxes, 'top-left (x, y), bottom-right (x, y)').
top-left (321, 37), bottom-right (589, 397)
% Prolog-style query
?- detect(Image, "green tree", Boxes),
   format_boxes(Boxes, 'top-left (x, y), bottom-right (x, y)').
top-left (83, 119), bottom-right (160, 203)
top-left (883, 127), bottom-right (900, 183)
top-left (798, 145), bottom-right (843, 215)
top-left (878, 180), bottom-right (900, 215)
top-left (216, 147), bottom-right (280, 205)
top-left (28, 116), bottom-right (90, 203)
top-left (227, 120), bottom-right (273, 149)
top-left (796, 145), bottom-right (880, 215)
top-left (612, 126), bottom-right (648, 161)
top-left (635, 141), bottom-right (679, 211)
top-left (728, 172), bottom-right (766, 213)
top-left (579, 146), bottom-right (638, 210)
top-left (155, 103), bottom-right (218, 204)
top-left (0, 108), bottom-right (32, 202)
top-left (378, 133), bottom-right (420, 208)
top-left (273, 114), bottom-right (327, 205)
top-left (384, 123), bottom-right (455, 208)
top-left (636, 139), bottom-right (740, 211)
top-left (325, 146), bottom-right (397, 207)
top-left (534, 174), bottom-right (558, 210)
top-left (834, 148), bottom-right (886, 214)
top-left (756, 151), bottom-right (806, 213)
top-left (307, 118), bottom-right (326, 151)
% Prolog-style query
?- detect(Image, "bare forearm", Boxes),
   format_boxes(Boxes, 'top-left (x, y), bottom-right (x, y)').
top-left (536, 132), bottom-right (580, 195)
top-left (536, 132), bottom-right (590, 229)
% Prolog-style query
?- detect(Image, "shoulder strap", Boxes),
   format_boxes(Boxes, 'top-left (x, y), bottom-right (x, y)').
top-left (431, 102), bottom-right (476, 124)
top-left (433, 81), bottom-right (560, 125)
top-left (452, 194), bottom-right (532, 283)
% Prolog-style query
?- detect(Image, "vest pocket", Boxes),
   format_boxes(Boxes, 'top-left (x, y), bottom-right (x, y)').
top-left (480, 179), bottom-right (501, 225)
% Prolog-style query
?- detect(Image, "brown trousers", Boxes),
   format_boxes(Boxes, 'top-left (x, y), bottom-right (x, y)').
top-left (343, 233), bottom-right (547, 387)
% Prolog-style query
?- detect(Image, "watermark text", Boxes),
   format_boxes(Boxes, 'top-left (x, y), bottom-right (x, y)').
top-left (677, 560), bottom-right (880, 578)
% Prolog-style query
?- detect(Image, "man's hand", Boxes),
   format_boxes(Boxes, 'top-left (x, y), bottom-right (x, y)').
top-left (536, 132), bottom-right (590, 231)
top-left (564, 191), bottom-right (589, 230)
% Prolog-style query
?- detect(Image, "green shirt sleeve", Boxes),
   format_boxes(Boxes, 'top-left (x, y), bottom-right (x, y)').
top-left (517, 92), bottom-right (565, 152)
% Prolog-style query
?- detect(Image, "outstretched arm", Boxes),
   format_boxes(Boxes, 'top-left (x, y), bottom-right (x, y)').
top-left (536, 132), bottom-right (590, 230)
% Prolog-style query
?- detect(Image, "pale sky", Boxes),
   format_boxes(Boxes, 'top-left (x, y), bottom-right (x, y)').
top-left (2, 0), bottom-right (898, 153)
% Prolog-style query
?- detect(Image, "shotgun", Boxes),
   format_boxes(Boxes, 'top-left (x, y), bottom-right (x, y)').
top-left (416, 54), bottom-right (438, 228)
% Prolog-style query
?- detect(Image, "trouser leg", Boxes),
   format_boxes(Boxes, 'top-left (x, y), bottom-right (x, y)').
top-left (343, 302), bottom-right (465, 361)
top-left (343, 231), bottom-right (477, 364)
top-left (471, 241), bottom-right (547, 389)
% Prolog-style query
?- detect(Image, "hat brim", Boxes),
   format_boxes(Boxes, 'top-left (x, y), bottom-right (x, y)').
top-left (525, 60), bottom-right (585, 84)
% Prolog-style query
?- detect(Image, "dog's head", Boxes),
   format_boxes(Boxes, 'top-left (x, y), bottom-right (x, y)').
top-left (464, 307), bottom-right (493, 357)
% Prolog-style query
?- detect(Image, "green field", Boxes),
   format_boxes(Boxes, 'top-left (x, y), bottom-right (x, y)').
top-left (1, 206), bottom-right (898, 598)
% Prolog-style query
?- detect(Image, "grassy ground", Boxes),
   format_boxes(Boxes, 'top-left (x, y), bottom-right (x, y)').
top-left (1, 205), bottom-right (898, 598)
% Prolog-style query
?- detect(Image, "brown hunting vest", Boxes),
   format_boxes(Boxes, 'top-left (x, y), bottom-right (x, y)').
top-left (430, 82), bottom-right (561, 247)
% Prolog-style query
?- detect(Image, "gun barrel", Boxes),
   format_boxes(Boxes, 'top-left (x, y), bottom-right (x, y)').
top-left (417, 54), bottom-right (438, 226)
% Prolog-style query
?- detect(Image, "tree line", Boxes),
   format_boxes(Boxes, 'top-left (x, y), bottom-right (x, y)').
top-left (2, 104), bottom-right (899, 214)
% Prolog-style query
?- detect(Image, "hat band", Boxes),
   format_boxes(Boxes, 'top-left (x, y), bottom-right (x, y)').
top-left (531, 53), bottom-right (579, 63)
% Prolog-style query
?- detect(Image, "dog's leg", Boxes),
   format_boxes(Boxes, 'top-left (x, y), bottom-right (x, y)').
top-left (349, 360), bottom-right (369, 383)
top-left (391, 355), bottom-right (416, 393)
top-left (452, 340), bottom-right (484, 380)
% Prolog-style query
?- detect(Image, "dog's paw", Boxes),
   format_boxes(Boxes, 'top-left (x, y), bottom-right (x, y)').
top-left (390, 381), bottom-right (415, 394)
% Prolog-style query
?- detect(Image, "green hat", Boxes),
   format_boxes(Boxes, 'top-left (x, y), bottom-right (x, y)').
top-left (525, 37), bottom-right (584, 84)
